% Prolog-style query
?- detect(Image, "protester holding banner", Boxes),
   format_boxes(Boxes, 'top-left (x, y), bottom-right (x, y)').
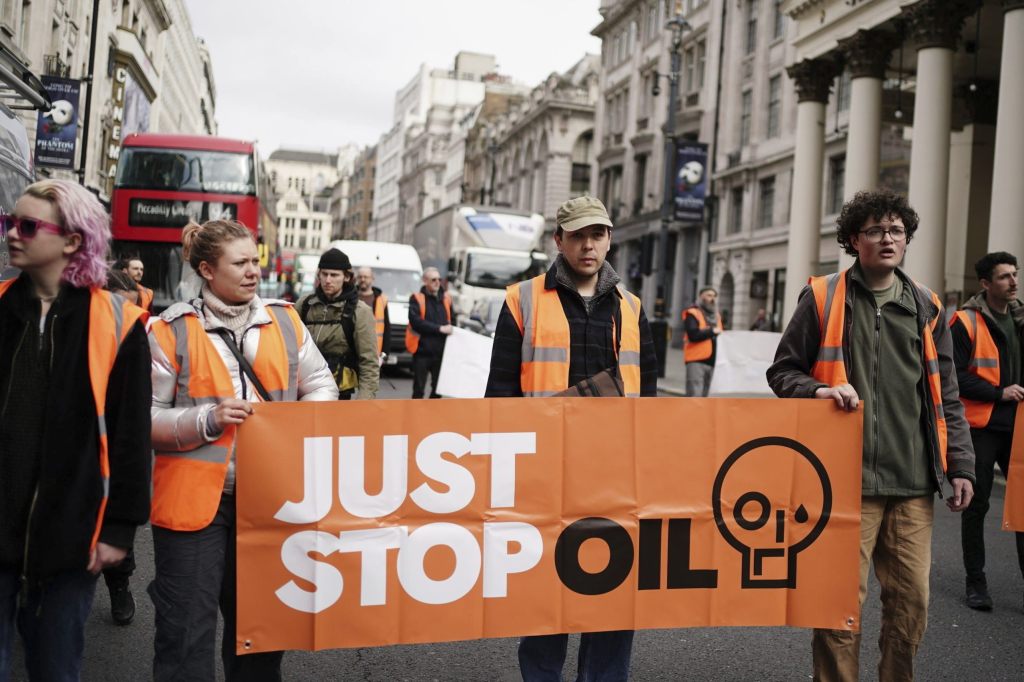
top-left (682, 286), bottom-right (722, 397)
top-left (768, 189), bottom-right (975, 681)
top-left (0, 180), bottom-right (152, 680)
top-left (148, 219), bottom-right (337, 681)
top-left (356, 266), bottom-right (391, 361)
top-left (296, 248), bottom-right (380, 400)
top-left (950, 251), bottom-right (1024, 610)
top-left (485, 195), bottom-right (657, 681)
top-left (407, 267), bottom-right (454, 398)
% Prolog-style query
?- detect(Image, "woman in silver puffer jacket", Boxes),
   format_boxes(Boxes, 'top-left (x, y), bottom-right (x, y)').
top-left (147, 219), bottom-right (336, 682)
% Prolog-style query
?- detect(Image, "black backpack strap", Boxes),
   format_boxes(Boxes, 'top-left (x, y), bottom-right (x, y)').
top-left (213, 328), bottom-right (273, 402)
top-left (340, 300), bottom-right (359, 369)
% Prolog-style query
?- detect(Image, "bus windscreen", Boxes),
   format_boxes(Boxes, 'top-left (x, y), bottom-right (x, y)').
top-left (115, 147), bottom-right (256, 195)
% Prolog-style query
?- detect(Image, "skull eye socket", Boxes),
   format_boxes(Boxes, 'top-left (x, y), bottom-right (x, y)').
top-left (734, 492), bottom-right (771, 531)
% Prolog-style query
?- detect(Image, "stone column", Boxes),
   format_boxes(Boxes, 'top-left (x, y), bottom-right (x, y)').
top-left (838, 30), bottom-right (892, 271)
top-left (901, 0), bottom-right (978, 292)
top-left (989, 0), bottom-right (1024, 257)
top-left (782, 57), bottom-right (841, 325)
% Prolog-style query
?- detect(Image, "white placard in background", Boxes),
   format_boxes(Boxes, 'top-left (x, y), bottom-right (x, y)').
top-left (436, 327), bottom-right (494, 398)
top-left (707, 330), bottom-right (782, 396)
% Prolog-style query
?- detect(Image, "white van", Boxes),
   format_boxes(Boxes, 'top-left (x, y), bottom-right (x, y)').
top-left (327, 240), bottom-right (423, 365)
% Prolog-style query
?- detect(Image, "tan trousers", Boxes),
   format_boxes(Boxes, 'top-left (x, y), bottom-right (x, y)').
top-left (812, 495), bottom-right (934, 682)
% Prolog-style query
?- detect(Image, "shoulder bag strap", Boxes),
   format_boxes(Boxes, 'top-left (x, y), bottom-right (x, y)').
top-left (213, 328), bottom-right (273, 402)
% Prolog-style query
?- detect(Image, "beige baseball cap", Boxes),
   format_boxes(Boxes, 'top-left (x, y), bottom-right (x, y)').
top-left (556, 196), bottom-right (614, 232)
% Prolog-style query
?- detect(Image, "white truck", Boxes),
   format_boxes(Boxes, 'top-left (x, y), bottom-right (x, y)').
top-left (413, 205), bottom-right (549, 319)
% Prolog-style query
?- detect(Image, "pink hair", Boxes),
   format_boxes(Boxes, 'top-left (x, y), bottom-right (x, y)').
top-left (23, 179), bottom-right (110, 289)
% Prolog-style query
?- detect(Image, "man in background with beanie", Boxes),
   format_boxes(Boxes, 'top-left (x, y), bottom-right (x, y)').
top-left (297, 248), bottom-right (379, 399)
top-left (406, 267), bottom-right (454, 398)
top-left (486, 195), bottom-right (657, 681)
top-left (682, 286), bottom-right (722, 397)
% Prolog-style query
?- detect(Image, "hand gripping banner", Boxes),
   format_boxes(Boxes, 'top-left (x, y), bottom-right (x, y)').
top-left (235, 397), bottom-right (863, 654)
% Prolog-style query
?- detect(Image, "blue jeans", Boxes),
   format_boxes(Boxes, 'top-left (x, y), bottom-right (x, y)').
top-left (0, 568), bottom-right (97, 682)
top-left (518, 631), bottom-right (634, 682)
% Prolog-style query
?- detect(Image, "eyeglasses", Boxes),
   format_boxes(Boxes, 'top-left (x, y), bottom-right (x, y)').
top-left (858, 225), bottom-right (907, 242)
top-left (0, 214), bottom-right (65, 240)
top-left (427, 277), bottom-right (441, 282)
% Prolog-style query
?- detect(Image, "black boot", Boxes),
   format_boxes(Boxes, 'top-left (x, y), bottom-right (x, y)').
top-left (108, 580), bottom-right (136, 625)
top-left (965, 577), bottom-right (993, 611)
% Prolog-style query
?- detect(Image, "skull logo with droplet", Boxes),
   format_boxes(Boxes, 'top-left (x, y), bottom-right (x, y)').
top-left (712, 437), bottom-right (832, 588)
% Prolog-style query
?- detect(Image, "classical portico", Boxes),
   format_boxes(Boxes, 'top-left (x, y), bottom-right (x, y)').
top-left (780, 0), bottom-right (1018, 322)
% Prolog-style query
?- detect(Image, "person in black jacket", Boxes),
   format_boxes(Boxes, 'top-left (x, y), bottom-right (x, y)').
top-left (0, 180), bottom-right (151, 680)
top-left (950, 251), bottom-right (1024, 610)
top-left (407, 267), bottom-right (454, 398)
top-left (485, 196), bottom-right (657, 681)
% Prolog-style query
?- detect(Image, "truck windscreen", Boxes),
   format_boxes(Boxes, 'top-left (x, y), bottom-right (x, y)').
top-left (465, 252), bottom-right (544, 289)
top-left (372, 268), bottom-right (424, 301)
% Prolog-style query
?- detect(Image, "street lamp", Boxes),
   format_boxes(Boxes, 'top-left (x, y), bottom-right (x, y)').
top-left (649, 7), bottom-right (691, 376)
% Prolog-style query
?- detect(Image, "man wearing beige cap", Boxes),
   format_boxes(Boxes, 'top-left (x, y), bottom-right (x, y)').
top-left (486, 196), bottom-right (658, 681)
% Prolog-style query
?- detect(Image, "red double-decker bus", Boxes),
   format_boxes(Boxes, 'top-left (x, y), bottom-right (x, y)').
top-left (110, 133), bottom-right (260, 309)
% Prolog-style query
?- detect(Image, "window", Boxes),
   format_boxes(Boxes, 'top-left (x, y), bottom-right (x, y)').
top-left (629, 20), bottom-right (637, 53)
top-left (828, 155), bottom-right (846, 215)
top-left (758, 176), bottom-right (775, 229)
top-left (746, 0), bottom-right (759, 55)
top-left (729, 186), bottom-right (744, 234)
top-left (836, 69), bottom-right (851, 112)
top-left (773, 0), bottom-right (784, 40)
top-left (740, 90), bottom-right (752, 147)
top-left (646, 4), bottom-right (657, 40)
top-left (633, 154), bottom-right (648, 215)
top-left (684, 48), bottom-right (696, 92)
top-left (571, 163), bottom-right (591, 196)
top-left (766, 75), bottom-right (781, 138)
top-left (696, 41), bottom-right (706, 89)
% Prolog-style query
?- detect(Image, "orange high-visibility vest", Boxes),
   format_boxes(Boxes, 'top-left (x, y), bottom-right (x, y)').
top-left (0, 279), bottom-right (147, 552)
top-left (405, 292), bottom-right (451, 354)
top-left (137, 285), bottom-right (154, 312)
top-left (809, 269), bottom-right (949, 470)
top-left (951, 308), bottom-right (1001, 429)
top-left (148, 303), bottom-right (305, 531)
top-left (373, 292), bottom-right (388, 354)
top-left (506, 274), bottom-right (643, 397)
top-left (682, 306), bottom-right (722, 363)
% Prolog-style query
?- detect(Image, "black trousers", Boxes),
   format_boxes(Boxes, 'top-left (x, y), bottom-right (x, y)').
top-left (102, 547), bottom-right (135, 588)
top-left (412, 354), bottom-right (442, 399)
top-left (151, 494), bottom-right (283, 681)
top-left (961, 428), bottom-right (1024, 582)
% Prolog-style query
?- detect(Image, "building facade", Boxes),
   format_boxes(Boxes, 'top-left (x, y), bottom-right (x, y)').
top-left (266, 149), bottom-right (341, 257)
top-left (774, 0), bottom-right (1017, 324)
top-left (591, 0), bottom-right (721, 328)
top-left (0, 0), bottom-right (217, 197)
top-left (481, 55), bottom-right (601, 257)
top-left (340, 145), bottom-right (376, 240)
top-left (370, 52), bottom-right (496, 244)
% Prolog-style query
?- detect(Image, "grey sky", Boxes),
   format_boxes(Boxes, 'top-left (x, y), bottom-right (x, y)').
top-left (183, 1), bottom-right (603, 156)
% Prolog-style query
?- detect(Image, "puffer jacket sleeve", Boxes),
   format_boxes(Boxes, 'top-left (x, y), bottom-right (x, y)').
top-left (766, 285), bottom-right (829, 399)
top-left (354, 301), bottom-right (380, 399)
top-left (931, 305), bottom-right (976, 482)
top-left (149, 323), bottom-right (216, 452)
top-left (296, 322), bottom-right (340, 401)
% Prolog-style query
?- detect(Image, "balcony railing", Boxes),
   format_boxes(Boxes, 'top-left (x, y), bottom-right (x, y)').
top-left (43, 54), bottom-right (70, 78)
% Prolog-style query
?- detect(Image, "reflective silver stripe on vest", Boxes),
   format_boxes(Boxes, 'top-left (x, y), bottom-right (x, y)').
top-left (619, 350), bottom-right (641, 366)
top-left (158, 443), bottom-right (231, 464)
top-left (617, 285), bottom-right (639, 316)
top-left (171, 317), bottom-right (192, 403)
top-left (524, 390), bottom-right (558, 397)
top-left (926, 358), bottom-right (940, 375)
top-left (817, 347), bottom-right (844, 362)
top-left (267, 306), bottom-right (300, 401)
top-left (107, 292), bottom-right (125, 342)
top-left (970, 358), bottom-right (999, 369)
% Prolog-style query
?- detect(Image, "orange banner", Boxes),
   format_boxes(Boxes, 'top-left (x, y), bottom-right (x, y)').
top-left (236, 398), bottom-right (863, 654)
top-left (1004, 403), bottom-right (1024, 532)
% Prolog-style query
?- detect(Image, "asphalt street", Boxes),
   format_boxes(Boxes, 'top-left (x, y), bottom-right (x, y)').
top-left (11, 372), bottom-right (1024, 681)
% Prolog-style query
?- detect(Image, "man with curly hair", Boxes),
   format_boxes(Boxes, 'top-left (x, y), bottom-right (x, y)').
top-left (767, 189), bottom-right (976, 680)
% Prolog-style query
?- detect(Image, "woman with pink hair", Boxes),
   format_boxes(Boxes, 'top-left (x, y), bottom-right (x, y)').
top-left (0, 180), bottom-right (153, 680)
